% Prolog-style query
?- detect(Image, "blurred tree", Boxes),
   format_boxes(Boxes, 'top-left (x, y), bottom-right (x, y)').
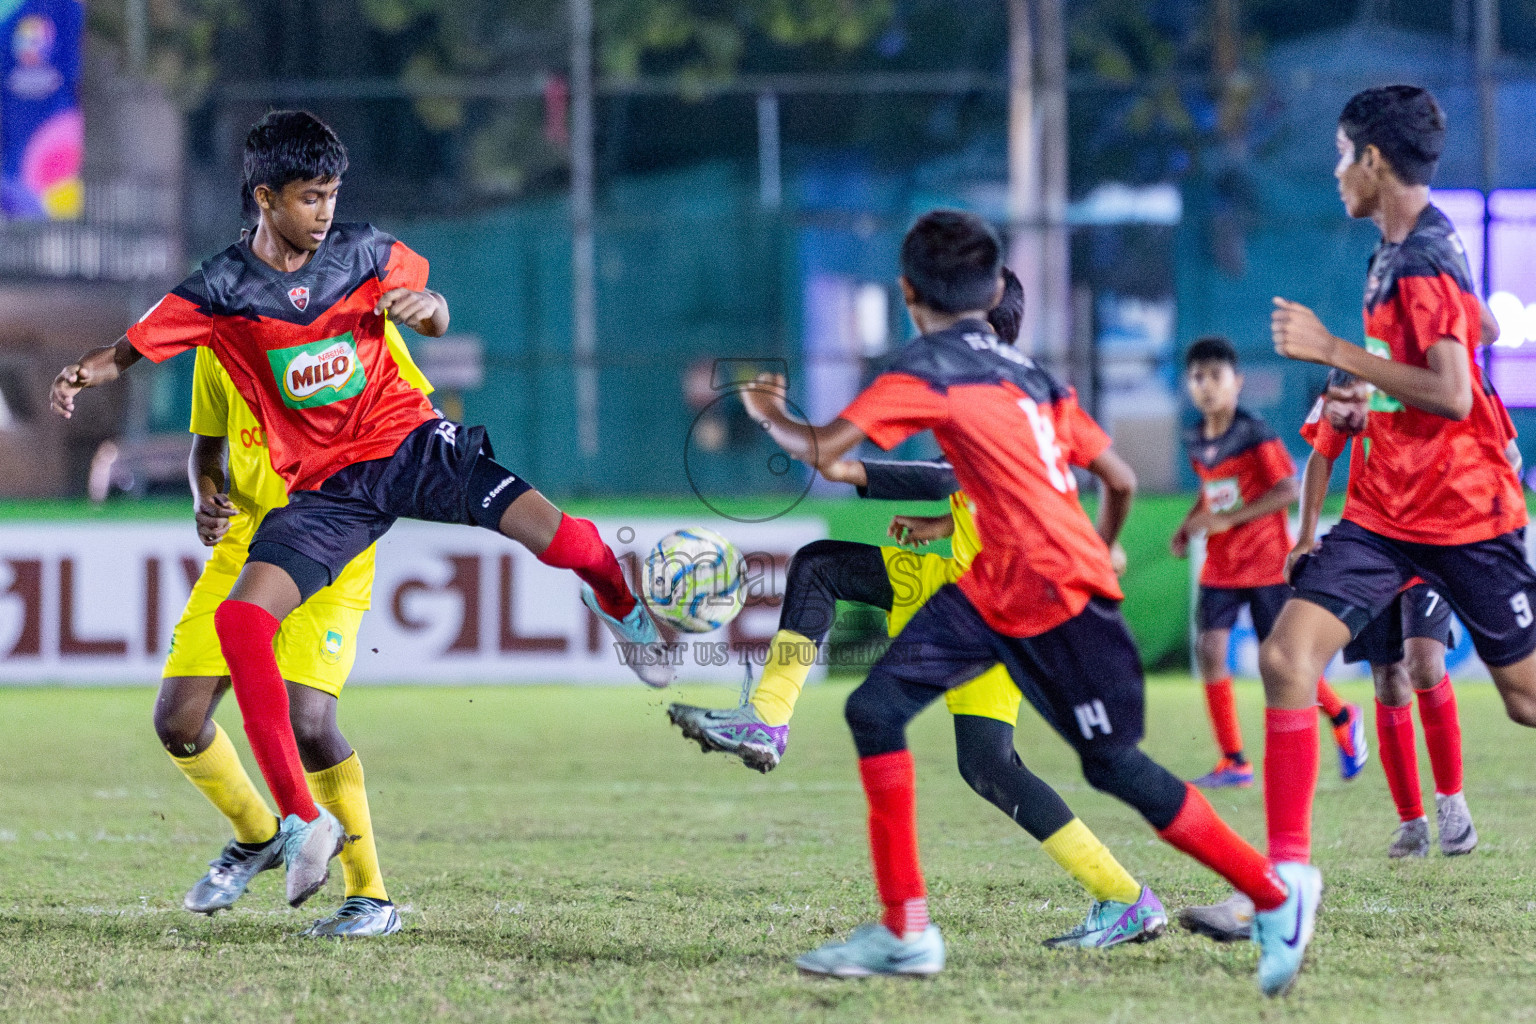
top-left (88, 0), bottom-right (894, 201)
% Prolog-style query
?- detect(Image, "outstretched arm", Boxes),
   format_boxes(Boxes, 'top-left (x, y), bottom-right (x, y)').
top-left (819, 459), bottom-right (868, 488)
top-left (50, 337), bottom-right (142, 418)
top-left (740, 373), bottom-right (867, 472)
top-left (1271, 298), bottom-right (1472, 420)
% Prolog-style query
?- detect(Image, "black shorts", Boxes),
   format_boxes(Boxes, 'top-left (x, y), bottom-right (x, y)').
top-left (1343, 583), bottom-right (1456, 667)
top-left (1293, 518), bottom-right (1536, 668)
top-left (874, 584), bottom-right (1145, 753)
top-left (1196, 583), bottom-right (1292, 641)
top-left (249, 418), bottom-right (532, 601)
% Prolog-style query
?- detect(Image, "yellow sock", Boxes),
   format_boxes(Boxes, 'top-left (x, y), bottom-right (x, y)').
top-left (750, 629), bottom-right (816, 727)
top-left (1040, 818), bottom-right (1142, 904)
top-left (169, 722), bottom-right (279, 846)
top-left (307, 753), bottom-right (388, 901)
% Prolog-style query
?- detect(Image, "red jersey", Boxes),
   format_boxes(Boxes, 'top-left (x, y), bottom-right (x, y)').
top-left (127, 224), bottom-right (437, 492)
top-left (1339, 204), bottom-right (1526, 545)
top-left (840, 319), bottom-right (1120, 638)
top-left (1185, 409), bottom-right (1295, 588)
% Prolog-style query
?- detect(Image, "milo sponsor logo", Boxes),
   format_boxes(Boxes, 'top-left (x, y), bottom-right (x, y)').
top-left (1203, 476), bottom-right (1242, 513)
top-left (267, 334), bottom-right (368, 410)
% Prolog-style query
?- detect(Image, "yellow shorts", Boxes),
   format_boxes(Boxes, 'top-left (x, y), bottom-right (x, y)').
top-left (162, 571), bottom-right (365, 698)
top-left (880, 547), bottom-right (1023, 725)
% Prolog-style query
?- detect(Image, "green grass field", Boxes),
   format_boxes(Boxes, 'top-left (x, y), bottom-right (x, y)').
top-left (3, 677), bottom-right (1536, 1023)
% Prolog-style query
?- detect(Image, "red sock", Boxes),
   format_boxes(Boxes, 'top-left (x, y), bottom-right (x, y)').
top-left (1417, 676), bottom-right (1464, 796)
top-left (1158, 784), bottom-right (1287, 911)
top-left (1203, 677), bottom-right (1244, 759)
top-left (1375, 700), bottom-right (1424, 821)
top-left (1316, 678), bottom-right (1346, 721)
top-left (213, 601), bottom-right (318, 822)
top-left (538, 515), bottom-right (635, 620)
top-left (858, 750), bottom-right (927, 938)
top-left (1264, 707), bottom-right (1318, 864)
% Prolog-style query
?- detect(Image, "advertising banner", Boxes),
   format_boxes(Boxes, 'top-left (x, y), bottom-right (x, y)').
top-left (0, 0), bottom-right (83, 219)
top-left (0, 517), bottom-right (826, 684)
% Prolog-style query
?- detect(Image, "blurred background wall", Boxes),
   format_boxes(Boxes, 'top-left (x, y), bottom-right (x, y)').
top-left (4, 0), bottom-right (1535, 504)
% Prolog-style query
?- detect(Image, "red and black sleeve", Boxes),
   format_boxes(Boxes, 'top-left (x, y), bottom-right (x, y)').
top-left (125, 275), bottom-right (214, 363)
top-left (1060, 393), bottom-right (1113, 467)
top-left (1397, 273), bottom-right (1473, 362)
top-left (373, 229), bottom-right (430, 292)
top-left (839, 373), bottom-right (949, 451)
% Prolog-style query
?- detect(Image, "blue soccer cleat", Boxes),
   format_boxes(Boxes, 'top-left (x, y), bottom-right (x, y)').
top-left (183, 833), bottom-right (283, 914)
top-left (1043, 887), bottom-right (1168, 949)
top-left (281, 807), bottom-right (346, 908)
top-left (581, 583), bottom-right (675, 688)
top-left (795, 923), bottom-right (945, 977)
top-left (302, 896), bottom-right (403, 938)
top-left (1333, 703), bottom-right (1369, 780)
top-left (1253, 861), bottom-right (1323, 997)
top-left (1192, 756), bottom-right (1254, 789)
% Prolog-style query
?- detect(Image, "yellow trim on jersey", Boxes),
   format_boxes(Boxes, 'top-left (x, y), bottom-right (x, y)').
top-left (882, 547), bottom-right (963, 637)
top-left (944, 664), bottom-right (1024, 725)
top-left (879, 539), bottom-right (1020, 725)
top-left (949, 490), bottom-right (981, 572)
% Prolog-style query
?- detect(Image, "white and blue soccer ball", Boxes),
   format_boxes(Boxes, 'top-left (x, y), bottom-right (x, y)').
top-left (644, 527), bottom-right (746, 633)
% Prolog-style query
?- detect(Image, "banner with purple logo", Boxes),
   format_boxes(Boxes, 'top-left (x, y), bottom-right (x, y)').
top-left (0, 0), bottom-right (82, 220)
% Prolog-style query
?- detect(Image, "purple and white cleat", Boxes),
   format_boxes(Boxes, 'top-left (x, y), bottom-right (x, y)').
top-left (1043, 886), bottom-right (1168, 949)
top-left (667, 702), bottom-right (788, 773)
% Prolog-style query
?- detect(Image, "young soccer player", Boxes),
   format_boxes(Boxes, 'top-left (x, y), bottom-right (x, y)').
top-left (738, 210), bottom-right (1292, 983)
top-left (49, 111), bottom-right (668, 908)
top-left (155, 325), bottom-right (429, 936)
top-left (1298, 386), bottom-right (1477, 859)
top-left (1174, 337), bottom-right (1367, 787)
top-left (671, 271), bottom-right (1170, 950)
top-left (1237, 85), bottom-right (1536, 995)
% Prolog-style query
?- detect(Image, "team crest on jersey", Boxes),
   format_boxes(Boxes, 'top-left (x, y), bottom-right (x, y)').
top-left (321, 629), bottom-right (344, 665)
top-left (267, 333), bottom-right (367, 410)
top-left (288, 286), bottom-right (309, 311)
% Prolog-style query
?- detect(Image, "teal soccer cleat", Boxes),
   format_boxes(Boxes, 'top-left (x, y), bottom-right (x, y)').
top-left (1043, 887), bottom-right (1167, 949)
top-left (581, 584), bottom-right (675, 688)
top-left (795, 923), bottom-right (945, 977)
top-left (281, 807), bottom-right (346, 908)
top-left (1253, 861), bottom-right (1322, 997)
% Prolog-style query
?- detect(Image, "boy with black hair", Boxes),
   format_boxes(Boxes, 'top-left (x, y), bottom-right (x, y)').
top-left (738, 209), bottom-right (1290, 981)
top-left (1235, 84), bottom-right (1536, 995)
top-left (50, 110), bottom-right (669, 908)
top-left (670, 269), bottom-right (1170, 951)
top-left (1175, 336), bottom-right (1366, 788)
